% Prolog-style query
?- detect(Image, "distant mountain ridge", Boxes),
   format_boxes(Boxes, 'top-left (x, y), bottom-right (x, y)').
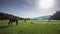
top-left (32, 15), bottom-right (51, 20)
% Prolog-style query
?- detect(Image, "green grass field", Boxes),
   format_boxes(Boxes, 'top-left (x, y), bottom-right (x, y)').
top-left (0, 20), bottom-right (60, 34)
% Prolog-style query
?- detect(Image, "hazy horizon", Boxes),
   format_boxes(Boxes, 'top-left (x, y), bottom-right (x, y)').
top-left (0, 0), bottom-right (60, 18)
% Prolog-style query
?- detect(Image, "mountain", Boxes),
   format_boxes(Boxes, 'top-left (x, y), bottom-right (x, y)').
top-left (32, 15), bottom-right (51, 20)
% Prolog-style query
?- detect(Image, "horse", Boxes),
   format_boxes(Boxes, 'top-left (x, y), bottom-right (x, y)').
top-left (8, 18), bottom-right (18, 26)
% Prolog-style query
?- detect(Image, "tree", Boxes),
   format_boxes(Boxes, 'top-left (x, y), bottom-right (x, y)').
top-left (49, 10), bottom-right (60, 20)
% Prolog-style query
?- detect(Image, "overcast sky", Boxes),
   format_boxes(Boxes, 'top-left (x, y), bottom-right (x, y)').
top-left (0, 0), bottom-right (60, 18)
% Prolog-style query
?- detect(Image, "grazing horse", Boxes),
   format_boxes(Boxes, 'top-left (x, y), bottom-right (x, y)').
top-left (8, 18), bottom-right (18, 26)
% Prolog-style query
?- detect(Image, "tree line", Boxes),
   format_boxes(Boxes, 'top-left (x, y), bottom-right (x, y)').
top-left (1, 10), bottom-right (60, 20)
top-left (0, 12), bottom-right (24, 20)
top-left (49, 10), bottom-right (60, 20)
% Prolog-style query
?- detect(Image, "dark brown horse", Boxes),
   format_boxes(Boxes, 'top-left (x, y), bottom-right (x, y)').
top-left (8, 18), bottom-right (18, 26)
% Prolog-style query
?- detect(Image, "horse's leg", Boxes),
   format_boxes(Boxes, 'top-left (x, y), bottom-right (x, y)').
top-left (11, 22), bottom-right (13, 26)
top-left (8, 21), bottom-right (10, 25)
top-left (16, 21), bottom-right (18, 25)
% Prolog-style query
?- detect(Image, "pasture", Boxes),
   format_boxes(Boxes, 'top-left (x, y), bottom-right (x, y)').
top-left (0, 20), bottom-right (60, 34)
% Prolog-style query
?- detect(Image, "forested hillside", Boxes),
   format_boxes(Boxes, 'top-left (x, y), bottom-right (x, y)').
top-left (49, 10), bottom-right (60, 20)
top-left (0, 12), bottom-right (24, 20)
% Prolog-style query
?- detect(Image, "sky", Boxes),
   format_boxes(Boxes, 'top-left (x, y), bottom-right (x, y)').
top-left (0, 0), bottom-right (60, 18)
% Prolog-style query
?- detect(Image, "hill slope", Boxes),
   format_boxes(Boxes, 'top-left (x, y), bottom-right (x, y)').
top-left (32, 15), bottom-right (51, 20)
top-left (0, 12), bottom-right (24, 20)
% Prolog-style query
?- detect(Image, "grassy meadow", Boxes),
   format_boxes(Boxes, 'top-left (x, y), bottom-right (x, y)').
top-left (0, 20), bottom-right (60, 34)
